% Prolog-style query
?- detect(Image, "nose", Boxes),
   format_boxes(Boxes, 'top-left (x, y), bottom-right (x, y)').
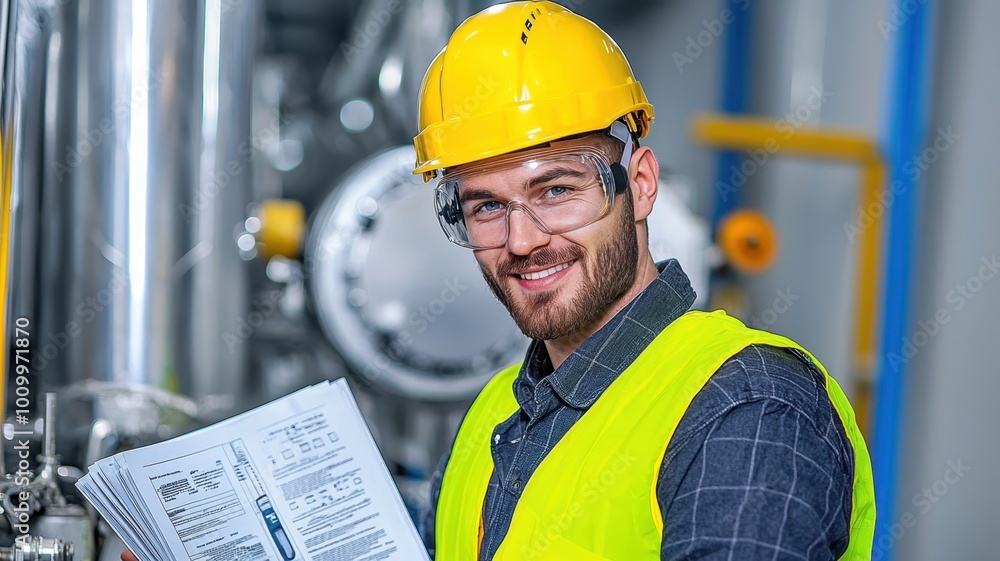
top-left (505, 206), bottom-right (550, 256)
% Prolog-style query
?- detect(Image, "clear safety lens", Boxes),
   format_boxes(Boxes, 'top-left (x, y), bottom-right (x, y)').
top-left (434, 148), bottom-right (616, 249)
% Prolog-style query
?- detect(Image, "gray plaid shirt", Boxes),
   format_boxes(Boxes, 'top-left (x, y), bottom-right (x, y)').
top-left (421, 260), bottom-right (855, 560)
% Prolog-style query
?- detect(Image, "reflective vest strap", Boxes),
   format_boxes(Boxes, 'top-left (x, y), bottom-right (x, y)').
top-left (825, 374), bottom-right (877, 560)
top-left (436, 364), bottom-right (521, 560)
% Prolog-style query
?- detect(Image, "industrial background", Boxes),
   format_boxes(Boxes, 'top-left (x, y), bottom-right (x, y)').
top-left (0, 0), bottom-right (995, 559)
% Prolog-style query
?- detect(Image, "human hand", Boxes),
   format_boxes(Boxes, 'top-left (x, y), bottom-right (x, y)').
top-left (121, 550), bottom-right (138, 561)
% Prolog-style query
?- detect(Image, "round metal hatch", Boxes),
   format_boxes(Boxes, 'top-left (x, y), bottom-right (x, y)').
top-left (306, 146), bottom-right (527, 402)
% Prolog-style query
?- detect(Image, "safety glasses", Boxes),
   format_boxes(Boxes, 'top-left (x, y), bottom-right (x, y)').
top-left (434, 142), bottom-right (630, 250)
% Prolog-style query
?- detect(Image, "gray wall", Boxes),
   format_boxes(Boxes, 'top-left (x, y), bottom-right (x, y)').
top-left (598, 0), bottom-right (723, 218)
top-left (897, 2), bottom-right (1000, 559)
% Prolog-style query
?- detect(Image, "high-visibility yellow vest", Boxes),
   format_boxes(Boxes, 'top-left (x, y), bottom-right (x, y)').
top-left (435, 310), bottom-right (875, 560)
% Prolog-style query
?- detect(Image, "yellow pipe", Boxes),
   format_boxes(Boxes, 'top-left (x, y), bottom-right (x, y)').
top-left (691, 114), bottom-right (881, 164)
top-left (690, 113), bottom-right (885, 436)
top-left (851, 162), bottom-right (884, 436)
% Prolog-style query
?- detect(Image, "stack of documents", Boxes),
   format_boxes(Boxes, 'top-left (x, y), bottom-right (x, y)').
top-left (77, 379), bottom-right (431, 561)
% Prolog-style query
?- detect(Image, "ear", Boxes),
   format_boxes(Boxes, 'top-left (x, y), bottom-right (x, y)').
top-left (627, 146), bottom-right (658, 222)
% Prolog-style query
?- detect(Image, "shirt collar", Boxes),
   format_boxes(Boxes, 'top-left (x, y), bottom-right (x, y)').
top-left (520, 259), bottom-right (697, 409)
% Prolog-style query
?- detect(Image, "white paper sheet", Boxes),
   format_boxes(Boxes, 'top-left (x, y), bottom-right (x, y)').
top-left (78, 379), bottom-right (430, 561)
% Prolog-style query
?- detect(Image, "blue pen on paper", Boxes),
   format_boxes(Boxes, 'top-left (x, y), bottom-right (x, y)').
top-left (257, 494), bottom-right (295, 560)
top-left (231, 440), bottom-right (296, 560)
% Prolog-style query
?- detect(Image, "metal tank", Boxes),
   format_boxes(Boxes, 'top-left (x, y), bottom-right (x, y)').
top-left (27, 0), bottom-right (259, 438)
top-left (2, 0), bottom-right (261, 556)
top-left (1, 6), bottom-right (265, 530)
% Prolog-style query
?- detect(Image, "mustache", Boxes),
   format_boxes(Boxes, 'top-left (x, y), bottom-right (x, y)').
top-left (495, 246), bottom-right (583, 277)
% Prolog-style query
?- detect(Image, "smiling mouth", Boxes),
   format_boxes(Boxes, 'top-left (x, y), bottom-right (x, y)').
top-left (516, 260), bottom-right (574, 281)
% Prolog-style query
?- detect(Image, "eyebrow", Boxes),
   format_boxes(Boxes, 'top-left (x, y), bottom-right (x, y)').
top-left (525, 167), bottom-right (588, 190)
top-left (458, 167), bottom-right (589, 205)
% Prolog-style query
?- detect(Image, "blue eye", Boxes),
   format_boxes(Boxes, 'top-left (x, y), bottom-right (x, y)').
top-left (476, 201), bottom-right (504, 215)
top-left (545, 185), bottom-right (572, 198)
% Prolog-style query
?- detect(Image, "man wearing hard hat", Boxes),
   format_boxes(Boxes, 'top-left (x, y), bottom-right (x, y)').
top-left (120, 2), bottom-right (874, 560)
top-left (413, 2), bottom-right (875, 560)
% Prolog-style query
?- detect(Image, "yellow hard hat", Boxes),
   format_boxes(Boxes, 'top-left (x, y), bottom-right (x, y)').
top-left (413, 0), bottom-right (654, 181)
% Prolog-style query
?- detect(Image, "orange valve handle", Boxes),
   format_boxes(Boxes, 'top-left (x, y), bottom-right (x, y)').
top-left (717, 210), bottom-right (780, 274)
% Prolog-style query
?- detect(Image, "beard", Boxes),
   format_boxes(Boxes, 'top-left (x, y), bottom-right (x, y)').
top-left (479, 197), bottom-right (639, 341)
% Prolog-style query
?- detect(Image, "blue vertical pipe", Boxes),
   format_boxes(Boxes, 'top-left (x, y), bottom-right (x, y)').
top-left (711, 0), bottom-right (753, 230)
top-left (873, 0), bottom-right (936, 558)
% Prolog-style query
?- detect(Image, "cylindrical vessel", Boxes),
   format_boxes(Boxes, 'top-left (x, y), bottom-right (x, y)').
top-left (2, 0), bottom-right (55, 459)
top-left (4, 0), bottom-right (259, 438)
